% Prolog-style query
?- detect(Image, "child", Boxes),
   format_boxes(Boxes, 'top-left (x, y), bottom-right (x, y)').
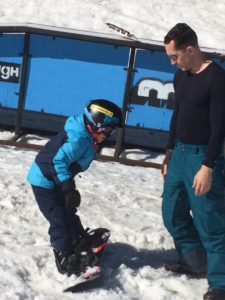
top-left (27, 99), bottom-right (123, 276)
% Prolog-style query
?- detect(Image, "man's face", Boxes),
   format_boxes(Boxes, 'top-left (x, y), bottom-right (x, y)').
top-left (165, 40), bottom-right (192, 71)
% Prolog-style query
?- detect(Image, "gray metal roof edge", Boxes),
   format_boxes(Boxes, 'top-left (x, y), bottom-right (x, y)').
top-left (0, 22), bottom-right (225, 57)
top-left (0, 22), bottom-right (164, 51)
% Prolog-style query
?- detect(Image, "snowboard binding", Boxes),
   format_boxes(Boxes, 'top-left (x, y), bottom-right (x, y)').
top-left (54, 228), bottom-right (110, 277)
top-left (72, 228), bottom-right (110, 276)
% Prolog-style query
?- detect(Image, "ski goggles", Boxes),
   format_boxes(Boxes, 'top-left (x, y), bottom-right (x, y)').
top-left (96, 126), bottom-right (116, 137)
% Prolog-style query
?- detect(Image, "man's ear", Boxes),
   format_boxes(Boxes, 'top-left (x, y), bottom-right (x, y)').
top-left (187, 45), bottom-right (195, 55)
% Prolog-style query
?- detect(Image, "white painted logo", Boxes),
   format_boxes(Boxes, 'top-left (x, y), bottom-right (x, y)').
top-left (131, 78), bottom-right (175, 110)
top-left (0, 62), bottom-right (20, 83)
top-left (138, 79), bottom-right (174, 99)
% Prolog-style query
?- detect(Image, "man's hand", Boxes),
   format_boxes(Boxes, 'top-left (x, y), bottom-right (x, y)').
top-left (192, 165), bottom-right (212, 196)
top-left (161, 149), bottom-right (173, 179)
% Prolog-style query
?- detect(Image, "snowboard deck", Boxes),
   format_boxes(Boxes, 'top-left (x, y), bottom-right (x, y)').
top-left (64, 266), bottom-right (103, 292)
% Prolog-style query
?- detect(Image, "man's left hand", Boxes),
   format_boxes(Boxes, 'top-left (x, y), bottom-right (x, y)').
top-left (192, 165), bottom-right (212, 196)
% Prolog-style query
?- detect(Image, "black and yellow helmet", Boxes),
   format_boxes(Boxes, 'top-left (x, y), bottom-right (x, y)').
top-left (84, 99), bottom-right (123, 130)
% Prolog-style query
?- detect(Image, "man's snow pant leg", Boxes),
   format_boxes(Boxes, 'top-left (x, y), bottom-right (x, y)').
top-left (162, 143), bottom-right (206, 273)
top-left (183, 152), bottom-right (225, 290)
top-left (31, 185), bottom-right (84, 253)
top-left (163, 141), bottom-right (225, 289)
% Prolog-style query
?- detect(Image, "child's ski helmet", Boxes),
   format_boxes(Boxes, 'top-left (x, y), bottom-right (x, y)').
top-left (84, 99), bottom-right (123, 130)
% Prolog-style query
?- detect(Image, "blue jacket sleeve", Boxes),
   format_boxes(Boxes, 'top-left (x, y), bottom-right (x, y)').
top-left (51, 136), bottom-right (91, 185)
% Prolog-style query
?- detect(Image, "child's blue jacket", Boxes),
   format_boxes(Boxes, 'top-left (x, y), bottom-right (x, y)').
top-left (27, 114), bottom-right (96, 188)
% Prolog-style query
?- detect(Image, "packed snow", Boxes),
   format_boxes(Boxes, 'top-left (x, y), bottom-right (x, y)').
top-left (0, 136), bottom-right (208, 300)
top-left (0, 1), bottom-right (224, 299)
top-left (1, 0), bottom-right (225, 51)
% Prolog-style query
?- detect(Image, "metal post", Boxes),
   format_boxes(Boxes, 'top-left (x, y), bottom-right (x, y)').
top-left (114, 47), bottom-right (136, 158)
top-left (15, 32), bottom-right (30, 136)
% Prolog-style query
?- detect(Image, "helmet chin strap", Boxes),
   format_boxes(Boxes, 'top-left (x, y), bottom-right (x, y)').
top-left (86, 124), bottom-right (100, 146)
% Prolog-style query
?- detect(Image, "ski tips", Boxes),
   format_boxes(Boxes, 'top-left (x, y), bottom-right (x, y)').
top-left (106, 23), bottom-right (137, 41)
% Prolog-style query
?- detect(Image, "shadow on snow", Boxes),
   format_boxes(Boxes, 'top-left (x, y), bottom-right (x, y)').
top-left (65, 242), bottom-right (177, 293)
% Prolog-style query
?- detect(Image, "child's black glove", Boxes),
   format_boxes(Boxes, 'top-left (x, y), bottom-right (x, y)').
top-left (61, 179), bottom-right (81, 212)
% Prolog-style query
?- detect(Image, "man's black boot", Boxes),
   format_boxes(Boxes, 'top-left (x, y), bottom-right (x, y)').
top-left (203, 289), bottom-right (225, 300)
top-left (164, 260), bottom-right (206, 278)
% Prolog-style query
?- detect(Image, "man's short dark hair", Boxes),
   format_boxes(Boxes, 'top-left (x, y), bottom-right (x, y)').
top-left (164, 23), bottom-right (198, 50)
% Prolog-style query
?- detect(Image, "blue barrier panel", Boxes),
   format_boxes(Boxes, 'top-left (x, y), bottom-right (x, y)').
top-left (24, 34), bottom-right (130, 116)
top-left (128, 50), bottom-right (225, 132)
top-left (128, 49), bottom-right (177, 131)
top-left (1, 25), bottom-right (224, 153)
top-left (0, 34), bottom-right (24, 109)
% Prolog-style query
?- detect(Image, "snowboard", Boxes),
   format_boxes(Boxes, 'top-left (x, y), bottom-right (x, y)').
top-left (64, 228), bottom-right (110, 293)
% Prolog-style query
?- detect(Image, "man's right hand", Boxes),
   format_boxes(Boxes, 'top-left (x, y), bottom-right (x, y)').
top-left (192, 165), bottom-right (212, 196)
top-left (161, 149), bottom-right (173, 179)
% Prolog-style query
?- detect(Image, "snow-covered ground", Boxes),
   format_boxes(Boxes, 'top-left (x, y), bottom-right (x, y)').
top-left (1, 1), bottom-right (224, 299)
top-left (0, 131), bottom-right (208, 300)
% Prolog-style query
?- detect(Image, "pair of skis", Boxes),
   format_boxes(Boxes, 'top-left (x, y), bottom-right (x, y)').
top-left (106, 23), bottom-right (138, 41)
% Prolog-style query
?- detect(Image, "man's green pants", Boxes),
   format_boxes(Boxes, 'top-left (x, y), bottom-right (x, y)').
top-left (162, 140), bottom-right (225, 290)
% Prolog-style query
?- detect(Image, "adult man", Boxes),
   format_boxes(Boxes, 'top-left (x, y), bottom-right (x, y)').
top-left (27, 99), bottom-right (123, 277)
top-left (162, 23), bottom-right (225, 300)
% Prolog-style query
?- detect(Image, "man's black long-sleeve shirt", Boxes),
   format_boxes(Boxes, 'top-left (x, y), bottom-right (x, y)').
top-left (167, 61), bottom-right (225, 168)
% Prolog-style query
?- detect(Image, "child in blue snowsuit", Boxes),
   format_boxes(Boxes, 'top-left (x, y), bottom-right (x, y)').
top-left (27, 99), bottom-right (123, 276)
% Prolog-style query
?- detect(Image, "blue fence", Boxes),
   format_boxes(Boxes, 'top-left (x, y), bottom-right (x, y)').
top-left (25, 34), bottom-right (129, 115)
top-left (0, 24), bottom-right (225, 152)
top-left (128, 49), bottom-right (176, 130)
top-left (0, 34), bottom-right (24, 109)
